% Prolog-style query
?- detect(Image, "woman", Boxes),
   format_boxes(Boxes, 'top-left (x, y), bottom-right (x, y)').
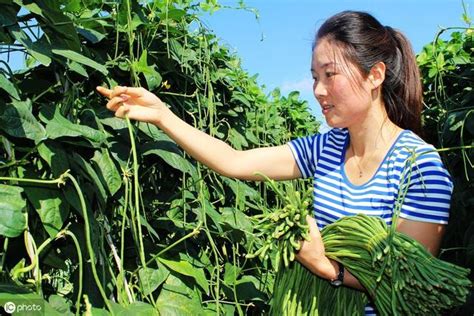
top-left (97, 10), bottom-right (453, 315)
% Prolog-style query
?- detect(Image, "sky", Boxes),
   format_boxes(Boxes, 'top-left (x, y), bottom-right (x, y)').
top-left (201, 0), bottom-right (472, 126)
top-left (2, 1), bottom-right (471, 128)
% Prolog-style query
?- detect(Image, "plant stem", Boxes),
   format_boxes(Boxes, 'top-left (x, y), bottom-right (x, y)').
top-left (138, 222), bottom-right (202, 272)
top-left (64, 173), bottom-right (113, 313)
top-left (125, 116), bottom-right (147, 269)
top-left (0, 238), bottom-right (8, 273)
top-left (64, 231), bottom-right (83, 316)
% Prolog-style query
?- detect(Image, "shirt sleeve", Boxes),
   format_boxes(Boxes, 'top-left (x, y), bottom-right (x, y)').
top-left (287, 133), bottom-right (322, 178)
top-left (398, 147), bottom-right (453, 224)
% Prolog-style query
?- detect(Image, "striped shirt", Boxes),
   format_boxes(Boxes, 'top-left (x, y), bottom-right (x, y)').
top-left (288, 128), bottom-right (453, 315)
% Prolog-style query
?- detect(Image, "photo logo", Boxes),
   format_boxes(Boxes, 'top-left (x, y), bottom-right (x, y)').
top-left (4, 302), bottom-right (16, 313)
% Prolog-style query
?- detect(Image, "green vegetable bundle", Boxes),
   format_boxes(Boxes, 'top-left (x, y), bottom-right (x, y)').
top-left (246, 183), bottom-right (311, 271)
top-left (322, 214), bottom-right (472, 315)
top-left (247, 177), bottom-right (368, 315)
top-left (269, 213), bottom-right (472, 315)
top-left (249, 178), bottom-right (472, 315)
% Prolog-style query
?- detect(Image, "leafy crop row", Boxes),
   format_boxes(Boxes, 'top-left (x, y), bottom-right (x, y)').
top-left (0, 1), bottom-right (317, 314)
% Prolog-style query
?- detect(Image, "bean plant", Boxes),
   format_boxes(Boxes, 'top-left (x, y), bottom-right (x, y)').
top-left (0, 0), bottom-right (318, 314)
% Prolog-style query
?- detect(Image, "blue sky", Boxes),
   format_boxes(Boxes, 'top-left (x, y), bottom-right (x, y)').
top-left (2, 1), bottom-right (471, 126)
top-left (202, 0), bottom-right (472, 123)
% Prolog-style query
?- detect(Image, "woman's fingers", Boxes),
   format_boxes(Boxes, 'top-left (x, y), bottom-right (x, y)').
top-left (119, 86), bottom-right (145, 97)
top-left (106, 96), bottom-right (127, 112)
top-left (97, 85), bottom-right (146, 98)
top-left (97, 85), bottom-right (126, 99)
top-left (96, 86), bottom-right (113, 98)
top-left (115, 104), bottom-right (130, 118)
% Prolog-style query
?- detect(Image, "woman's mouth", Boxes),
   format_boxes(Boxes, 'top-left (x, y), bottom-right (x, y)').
top-left (322, 104), bottom-right (334, 114)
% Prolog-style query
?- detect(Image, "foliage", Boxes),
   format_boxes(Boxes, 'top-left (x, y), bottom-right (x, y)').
top-left (417, 15), bottom-right (474, 315)
top-left (0, 0), bottom-right (319, 314)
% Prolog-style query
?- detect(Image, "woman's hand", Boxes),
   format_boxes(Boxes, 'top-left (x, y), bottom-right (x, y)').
top-left (96, 86), bottom-right (166, 123)
top-left (295, 215), bottom-right (337, 280)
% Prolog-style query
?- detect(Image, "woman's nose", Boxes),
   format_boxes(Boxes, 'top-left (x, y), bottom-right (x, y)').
top-left (313, 80), bottom-right (327, 98)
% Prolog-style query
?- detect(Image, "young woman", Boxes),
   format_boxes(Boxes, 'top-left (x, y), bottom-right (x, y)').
top-left (97, 10), bottom-right (453, 315)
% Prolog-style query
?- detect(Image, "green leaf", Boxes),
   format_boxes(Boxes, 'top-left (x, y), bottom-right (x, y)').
top-left (67, 60), bottom-right (89, 77)
top-left (10, 26), bottom-right (52, 66)
top-left (221, 207), bottom-right (252, 233)
top-left (37, 141), bottom-right (70, 177)
top-left (77, 27), bottom-right (106, 44)
top-left (108, 301), bottom-right (159, 316)
top-left (235, 275), bottom-right (267, 301)
top-left (228, 128), bottom-right (248, 150)
top-left (48, 295), bottom-right (73, 315)
top-left (231, 91), bottom-right (252, 108)
top-left (156, 274), bottom-right (204, 316)
top-left (23, 186), bottom-right (69, 238)
top-left (0, 99), bottom-right (47, 143)
top-left (14, 0), bottom-right (81, 52)
top-left (41, 105), bottom-right (107, 147)
top-left (70, 152), bottom-right (107, 206)
top-left (92, 148), bottom-right (122, 196)
top-left (142, 141), bottom-right (197, 177)
top-left (0, 72), bottom-right (20, 100)
top-left (138, 267), bottom-right (170, 296)
top-left (134, 50), bottom-right (162, 90)
top-left (52, 49), bottom-right (108, 75)
top-left (223, 262), bottom-right (241, 286)
top-left (158, 258), bottom-right (209, 295)
top-left (0, 184), bottom-right (27, 237)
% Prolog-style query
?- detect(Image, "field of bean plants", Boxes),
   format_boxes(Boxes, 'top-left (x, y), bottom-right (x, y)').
top-left (0, 0), bottom-right (472, 315)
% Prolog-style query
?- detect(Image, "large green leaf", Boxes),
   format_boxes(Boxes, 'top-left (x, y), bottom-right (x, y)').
top-left (92, 148), bottom-right (122, 196)
top-left (9, 26), bottom-right (52, 66)
top-left (142, 141), bottom-right (197, 177)
top-left (14, 0), bottom-right (81, 52)
top-left (138, 266), bottom-right (169, 296)
top-left (37, 141), bottom-right (70, 177)
top-left (0, 184), bottom-right (27, 237)
top-left (52, 49), bottom-right (108, 75)
top-left (23, 186), bottom-right (69, 238)
top-left (223, 262), bottom-right (241, 286)
top-left (0, 72), bottom-right (20, 100)
top-left (221, 207), bottom-right (252, 234)
top-left (155, 274), bottom-right (204, 316)
top-left (41, 105), bottom-right (107, 147)
top-left (0, 99), bottom-right (47, 143)
top-left (134, 50), bottom-right (162, 90)
top-left (158, 258), bottom-right (209, 295)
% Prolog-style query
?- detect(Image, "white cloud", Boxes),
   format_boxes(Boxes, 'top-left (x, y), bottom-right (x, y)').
top-left (280, 77), bottom-right (313, 93)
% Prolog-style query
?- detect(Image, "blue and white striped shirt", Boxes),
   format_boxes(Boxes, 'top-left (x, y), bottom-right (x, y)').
top-left (288, 128), bottom-right (453, 315)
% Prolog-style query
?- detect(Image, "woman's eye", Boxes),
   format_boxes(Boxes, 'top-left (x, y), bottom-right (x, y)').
top-left (326, 72), bottom-right (335, 78)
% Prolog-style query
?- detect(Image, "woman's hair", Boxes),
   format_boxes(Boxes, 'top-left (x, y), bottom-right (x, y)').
top-left (314, 11), bottom-right (423, 135)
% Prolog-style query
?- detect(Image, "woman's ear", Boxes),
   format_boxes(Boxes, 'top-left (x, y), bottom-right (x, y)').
top-left (368, 61), bottom-right (386, 89)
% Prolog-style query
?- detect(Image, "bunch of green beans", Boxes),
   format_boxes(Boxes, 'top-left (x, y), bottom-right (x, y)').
top-left (323, 214), bottom-right (472, 315)
top-left (246, 183), bottom-right (312, 272)
top-left (271, 261), bottom-right (367, 316)
top-left (271, 213), bottom-right (471, 315)
top-left (250, 177), bottom-right (471, 315)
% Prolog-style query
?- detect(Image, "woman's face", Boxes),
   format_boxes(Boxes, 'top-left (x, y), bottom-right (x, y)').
top-left (311, 39), bottom-right (373, 128)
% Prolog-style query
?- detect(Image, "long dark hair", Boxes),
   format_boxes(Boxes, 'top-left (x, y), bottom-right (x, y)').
top-left (314, 11), bottom-right (423, 135)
